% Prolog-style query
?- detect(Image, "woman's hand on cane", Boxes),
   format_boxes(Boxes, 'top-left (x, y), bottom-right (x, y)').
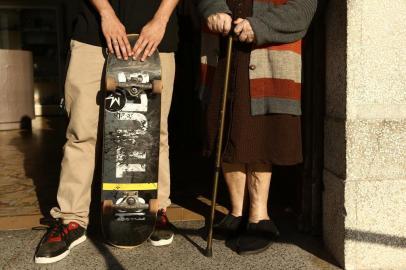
top-left (207, 13), bottom-right (233, 36)
top-left (234, 18), bottom-right (255, 43)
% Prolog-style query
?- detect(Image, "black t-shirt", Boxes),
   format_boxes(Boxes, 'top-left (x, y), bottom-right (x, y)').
top-left (72, 0), bottom-right (178, 52)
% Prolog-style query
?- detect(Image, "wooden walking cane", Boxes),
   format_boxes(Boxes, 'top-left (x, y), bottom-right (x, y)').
top-left (205, 34), bottom-right (234, 257)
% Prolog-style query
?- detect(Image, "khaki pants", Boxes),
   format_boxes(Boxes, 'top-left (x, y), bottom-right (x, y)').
top-left (51, 40), bottom-right (174, 228)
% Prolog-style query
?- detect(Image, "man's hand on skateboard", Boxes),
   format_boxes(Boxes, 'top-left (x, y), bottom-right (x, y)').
top-left (132, 18), bottom-right (166, 62)
top-left (100, 9), bottom-right (132, 60)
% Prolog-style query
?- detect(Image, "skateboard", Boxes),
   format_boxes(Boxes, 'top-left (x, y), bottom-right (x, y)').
top-left (101, 34), bottom-right (162, 248)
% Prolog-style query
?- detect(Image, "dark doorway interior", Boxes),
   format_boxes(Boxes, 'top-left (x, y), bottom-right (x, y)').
top-left (168, 0), bottom-right (327, 234)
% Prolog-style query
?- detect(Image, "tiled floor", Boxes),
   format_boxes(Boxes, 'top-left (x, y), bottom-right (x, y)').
top-left (0, 221), bottom-right (341, 270)
top-left (0, 117), bottom-right (66, 225)
top-left (0, 117), bottom-right (341, 269)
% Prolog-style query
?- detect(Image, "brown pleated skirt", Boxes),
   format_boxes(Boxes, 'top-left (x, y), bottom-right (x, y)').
top-left (203, 0), bottom-right (303, 165)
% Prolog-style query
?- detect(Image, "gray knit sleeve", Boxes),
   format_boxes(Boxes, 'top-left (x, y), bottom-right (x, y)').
top-left (198, 0), bottom-right (231, 19)
top-left (246, 0), bottom-right (317, 46)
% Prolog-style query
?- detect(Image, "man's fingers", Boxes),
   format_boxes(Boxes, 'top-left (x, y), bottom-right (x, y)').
top-left (133, 38), bottom-right (148, 60)
top-left (122, 36), bottom-right (133, 57)
top-left (106, 38), bottom-right (114, 54)
top-left (117, 38), bottom-right (128, 59)
top-left (148, 44), bottom-right (158, 57)
top-left (112, 38), bottom-right (122, 59)
top-left (132, 38), bottom-right (143, 59)
top-left (141, 42), bottom-right (154, 61)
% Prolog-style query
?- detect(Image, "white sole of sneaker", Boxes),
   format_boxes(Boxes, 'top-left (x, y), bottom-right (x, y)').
top-left (35, 235), bottom-right (87, 264)
top-left (149, 234), bottom-right (174, 247)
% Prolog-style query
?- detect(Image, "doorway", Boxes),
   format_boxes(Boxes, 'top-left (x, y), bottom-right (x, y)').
top-left (168, 0), bottom-right (327, 235)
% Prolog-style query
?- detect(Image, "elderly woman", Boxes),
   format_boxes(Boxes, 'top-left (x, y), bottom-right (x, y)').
top-left (198, 0), bottom-right (317, 255)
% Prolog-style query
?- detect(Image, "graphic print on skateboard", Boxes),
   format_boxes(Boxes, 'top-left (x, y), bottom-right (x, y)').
top-left (101, 34), bottom-right (162, 248)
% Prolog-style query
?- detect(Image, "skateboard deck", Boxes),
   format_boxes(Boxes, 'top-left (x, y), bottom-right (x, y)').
top-left (101, 34), bottom-right (162, 248)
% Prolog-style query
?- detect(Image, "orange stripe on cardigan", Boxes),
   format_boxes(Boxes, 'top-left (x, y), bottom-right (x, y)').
top-left (255, 40), bottom-right (302, 55)
top-left (250, 78), bottom-right (301, 100)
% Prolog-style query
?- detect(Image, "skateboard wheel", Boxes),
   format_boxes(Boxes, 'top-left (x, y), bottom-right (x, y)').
top-left (149, 199), bottom-right (159, 214)
top-left (152, 80), bottom-right (163, 94)
top-left (102, 200), bottom-right (114, 216)
top-left (106, 76), bottom-right (117, 91)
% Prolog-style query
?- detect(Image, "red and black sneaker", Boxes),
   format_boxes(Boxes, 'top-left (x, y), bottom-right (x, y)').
top-left (149, 209), bottom-right (174, 246)
top-left (34, 219), bottom-right (86, 264)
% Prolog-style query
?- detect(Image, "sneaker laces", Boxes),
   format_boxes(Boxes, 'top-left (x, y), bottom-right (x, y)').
top-left (44, 218), bottom-right (67, 241)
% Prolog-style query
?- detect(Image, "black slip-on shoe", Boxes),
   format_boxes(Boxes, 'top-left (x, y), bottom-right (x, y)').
top-left (213, 214), bottom-right (244, 240)
top-left (237, 219), bottom-right (280, 255)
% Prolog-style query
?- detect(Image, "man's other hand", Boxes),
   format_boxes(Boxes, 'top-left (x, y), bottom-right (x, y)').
top-left (101, 10), bottom-right (132, 60)
top-left (132, 18), bottom-right (166, 61)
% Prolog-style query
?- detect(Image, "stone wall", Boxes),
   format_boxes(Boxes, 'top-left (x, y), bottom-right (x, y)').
top-left (323, 0), bottom-right (406, 269)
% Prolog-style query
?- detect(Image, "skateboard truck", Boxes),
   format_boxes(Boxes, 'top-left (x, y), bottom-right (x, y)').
top-left (106, 75), bottom-right (163, 94)
top-left (114, 191), bottom-right (149, 212)
top-left (127, 86), bottom-right (143, 97)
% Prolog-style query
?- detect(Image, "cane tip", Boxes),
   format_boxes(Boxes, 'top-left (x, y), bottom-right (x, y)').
top-left (205, 248), bottom-right (213, 257)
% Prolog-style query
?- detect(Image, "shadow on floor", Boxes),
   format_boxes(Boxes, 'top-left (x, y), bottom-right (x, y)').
top-left (168, 150), bottom-right (338, 267)
top-left (171, 210), bottom-right (338, 267)
top-left (9, 116), bottom-right (67, 217)
top-left (88, 236), bottom-right (126, 270)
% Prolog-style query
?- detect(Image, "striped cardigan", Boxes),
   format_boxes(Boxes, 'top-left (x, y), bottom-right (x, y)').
top-left (198, 0), bottom-right (317, 116)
